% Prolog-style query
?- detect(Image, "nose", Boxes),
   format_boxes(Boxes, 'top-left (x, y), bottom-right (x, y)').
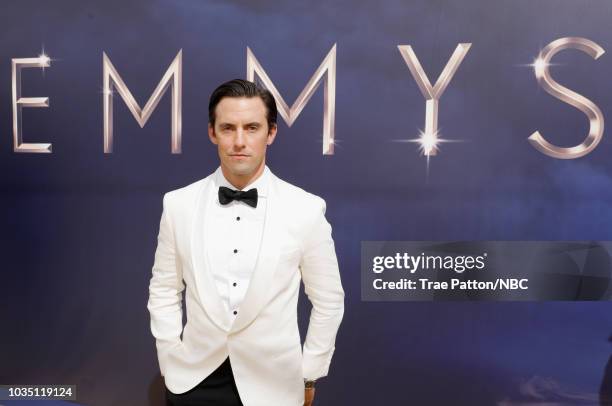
top-left (234, 128), bottom-right (246, 148)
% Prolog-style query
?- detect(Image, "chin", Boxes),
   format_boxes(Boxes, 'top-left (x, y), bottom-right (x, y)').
top-left (227, 165), bottom-right (252, 175)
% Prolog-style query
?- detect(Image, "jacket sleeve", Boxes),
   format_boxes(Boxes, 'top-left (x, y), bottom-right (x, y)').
top-left (147, 192), bottom-right (185, 376)
top-left (299, 196), bottom-right (345, 380)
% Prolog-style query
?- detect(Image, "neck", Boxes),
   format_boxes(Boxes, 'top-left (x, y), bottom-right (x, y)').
top-left (221, 161), bottom-right (265, 190)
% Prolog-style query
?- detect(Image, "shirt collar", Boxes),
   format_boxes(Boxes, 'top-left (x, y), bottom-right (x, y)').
top-left (214, 165), bottom-right (270, 198)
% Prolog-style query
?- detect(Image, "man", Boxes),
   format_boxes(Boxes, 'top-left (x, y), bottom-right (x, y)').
top-left (147, 79), bottom-right (345, 406)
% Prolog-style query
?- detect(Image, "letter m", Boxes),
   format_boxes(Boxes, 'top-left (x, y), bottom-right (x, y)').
top-left (103, 50), bottom-right (182, 153)
top-left (246, 44), bottom-right (336, 155)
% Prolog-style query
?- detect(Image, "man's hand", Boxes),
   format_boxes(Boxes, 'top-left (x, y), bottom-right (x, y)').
top-left (304, 387), bottom-right (315, 406)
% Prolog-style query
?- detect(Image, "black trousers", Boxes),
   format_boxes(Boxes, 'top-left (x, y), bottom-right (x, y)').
top-left (165, 357), bottom-right (244, 406)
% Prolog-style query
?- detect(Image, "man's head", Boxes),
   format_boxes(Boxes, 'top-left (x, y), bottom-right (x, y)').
top-left (208, 79), bottom-right (278, 188)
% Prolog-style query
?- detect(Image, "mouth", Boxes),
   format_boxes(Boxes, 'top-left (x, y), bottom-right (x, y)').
top-left (229, 154), bottom-right (250, 160)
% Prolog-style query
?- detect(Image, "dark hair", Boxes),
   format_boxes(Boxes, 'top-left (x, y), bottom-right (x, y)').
top-left (208, 79), bottom-right (277, 131)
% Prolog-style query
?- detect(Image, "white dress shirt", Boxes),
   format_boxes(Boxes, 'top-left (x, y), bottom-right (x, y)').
top-left (207, 165), bottom-right (269, 323)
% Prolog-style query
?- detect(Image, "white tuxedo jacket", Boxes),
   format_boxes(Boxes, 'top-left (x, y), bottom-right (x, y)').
top-left (147, 167), bottom-right (345, 405)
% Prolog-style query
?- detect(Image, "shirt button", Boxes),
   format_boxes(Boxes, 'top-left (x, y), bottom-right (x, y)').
top-left (233, 282), bottom-right (237, 287)
top-left (233, 249), bottom-right (238, 253)
top-left (236, 216), bottom-right (240, 221)
top-left (233, 310), bottom-right (238, 315)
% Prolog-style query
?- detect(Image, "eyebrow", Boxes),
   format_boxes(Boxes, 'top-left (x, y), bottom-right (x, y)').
top-left (218, 122), bottom-right (262, 128)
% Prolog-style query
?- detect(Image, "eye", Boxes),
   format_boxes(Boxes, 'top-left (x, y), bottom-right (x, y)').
top-left (248, 125), bottom-right (259, 131)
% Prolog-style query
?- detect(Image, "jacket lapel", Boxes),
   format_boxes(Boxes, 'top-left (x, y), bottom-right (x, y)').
top-left (190, 177), bottom-right (232, 332)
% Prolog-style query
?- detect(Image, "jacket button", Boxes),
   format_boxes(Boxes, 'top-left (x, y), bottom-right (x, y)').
top-left (233, 310), bottom-right (238, 315)
top-left (233, 249), bottom-right (238, 253)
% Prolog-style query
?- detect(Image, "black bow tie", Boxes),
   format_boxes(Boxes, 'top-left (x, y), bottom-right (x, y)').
top-left (218, 186), bottom-right (258, 208)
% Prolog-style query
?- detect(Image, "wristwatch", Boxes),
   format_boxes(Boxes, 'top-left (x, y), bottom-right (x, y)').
top-left (304, 379), bottom-right (316, 388)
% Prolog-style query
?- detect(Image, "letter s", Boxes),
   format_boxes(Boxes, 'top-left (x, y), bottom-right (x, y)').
top-left (528, 37), bottom-right (605, 159)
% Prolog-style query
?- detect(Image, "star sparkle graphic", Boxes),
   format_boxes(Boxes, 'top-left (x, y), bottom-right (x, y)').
top-left (37, 45), bottom-right (54, 75)
top-left (517, 56), bottom-right (557, 75)
top-left (392, 129), bottom-right (463, 177)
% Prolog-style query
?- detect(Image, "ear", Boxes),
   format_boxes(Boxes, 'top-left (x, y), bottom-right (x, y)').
top-left (208, 123), bottom-right (218, 145)
top-left (266, 123), bottom-right (278, 145)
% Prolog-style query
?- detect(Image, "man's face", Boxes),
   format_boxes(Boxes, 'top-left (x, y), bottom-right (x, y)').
top-left (208, 96), bottom-right (277, 181)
